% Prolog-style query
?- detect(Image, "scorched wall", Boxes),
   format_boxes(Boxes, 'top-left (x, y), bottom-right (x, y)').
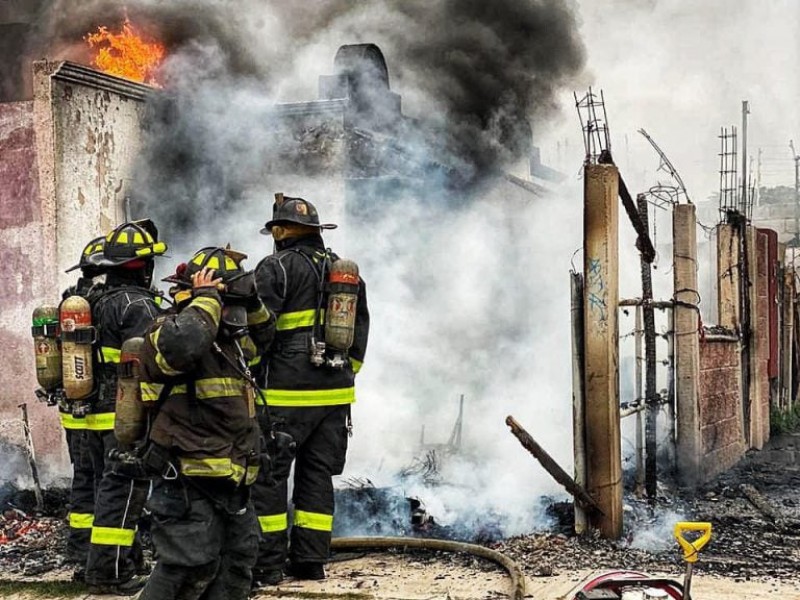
top-left (0, 62), bottom-right (149, 473)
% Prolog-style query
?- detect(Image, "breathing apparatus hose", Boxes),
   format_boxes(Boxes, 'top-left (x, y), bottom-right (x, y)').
top-left (330, 536), bottom-right (527, 600)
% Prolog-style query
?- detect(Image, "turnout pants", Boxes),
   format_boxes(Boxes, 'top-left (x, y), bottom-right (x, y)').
top-left (253, 404), bottom-right (349, 572)
top-left (64, 427), bottom-right (96, 564)
top-left (85, 430), bottom-right (149, 586)
top-left (139, 478), bottom-right (259, 600)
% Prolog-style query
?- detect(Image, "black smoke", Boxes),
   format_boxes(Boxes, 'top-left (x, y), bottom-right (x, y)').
top-left (3, 0), bottom-right (585, 172)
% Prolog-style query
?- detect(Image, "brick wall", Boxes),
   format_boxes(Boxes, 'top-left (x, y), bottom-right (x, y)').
top-left (698, 337), bottom-right (746, 479)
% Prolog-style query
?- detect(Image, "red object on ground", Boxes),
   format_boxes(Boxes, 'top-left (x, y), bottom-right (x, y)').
top-left (573, 570), bottom-right (684, 599)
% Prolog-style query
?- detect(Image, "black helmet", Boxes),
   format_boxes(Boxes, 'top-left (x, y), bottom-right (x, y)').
top-left (162, 246), bottom-right (248, 289)
top-left (66, 236), bottom-right (106, 273)
top-left (260, 193), bottom-right (337, 235)
top-left (93, 220), bottom-right (167, 268)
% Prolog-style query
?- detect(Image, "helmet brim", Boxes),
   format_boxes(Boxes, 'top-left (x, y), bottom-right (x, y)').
top-left (64, 263), bottom-right (82, 273)
top-left (161, 273), bottom-right (191, 286)
top-left (259, 220), bottom-right (338, 236)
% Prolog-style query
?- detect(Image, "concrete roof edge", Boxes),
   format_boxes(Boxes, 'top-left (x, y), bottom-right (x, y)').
top-left (49, 61), bottom-right (152, 101)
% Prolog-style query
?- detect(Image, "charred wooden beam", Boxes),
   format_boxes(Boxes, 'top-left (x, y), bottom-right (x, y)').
top-left (505, 415), bottom-right (603, 515)
top-left (597, 151), bottom-right (656, 263)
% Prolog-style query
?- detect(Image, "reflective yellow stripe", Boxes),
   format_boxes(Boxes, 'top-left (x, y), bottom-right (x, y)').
top-left (258, 513), bottom-right (288, 533)
top-left (247, 305), bottom-right (270, 325)
top-left (141, 382), bottom-right (164, 402)
top-left (248, 355), bottom-right (262, 368)
top-left (179, 457), bottom-right (243, 482)
top-left (91, 526), bottom-right (135, 546)
top-left (196, 377), bottom-right (243, 399)
top-left (266, 387), bottom-right (355, 407)
top-left (151, 328), bottom-right (183, 376)
top-left (165, 378), bottom-right (243, 400)
top-left (60, 412), bottom-right (87, 430)
top-left (69, 512), bottom-right (94, 529)
top-left (101, 346), bottom-right (121, 363)
top-left (254, 388), bottom-right (266, 406)
top-left (191, 296), bottom-right (221, 326)
top-left (276, 309), bottom-right (322, 331)
top-left (86, 412), bottom-right (115, 430)
top-left (350, 357), bottom-right (363, 374)
top-left (231, 463), bottom-right (245, 483)
top-left (246, 465), bottom-right (259, 486)
top-left (294, 510), bottom-right (333, 532)
top-left (240, 337), bottom-right (257, 354)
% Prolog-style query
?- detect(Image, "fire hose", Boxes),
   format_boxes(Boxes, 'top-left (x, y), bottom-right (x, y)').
top-left (330, 536), bottom-right (527, 600)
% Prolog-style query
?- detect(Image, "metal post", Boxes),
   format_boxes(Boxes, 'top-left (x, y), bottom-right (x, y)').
top-left (667, 307), bottom-right (677, 457)
top-left (634, 304), bottom-right (645, 494)
top-left (740, 100), bottom-right (750, 216)
top-left (791, 141), bottom-right (799, 246)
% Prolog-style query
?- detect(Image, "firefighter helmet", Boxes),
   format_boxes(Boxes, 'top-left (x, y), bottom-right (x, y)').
top-left (163, 246), bottom-right (248, 288)
top-left (65, 236), bottom-right (106, 273)
top-left (93, 221), bottom-right (167, 268)
top-left (260, 193), bottom-right (337, 235)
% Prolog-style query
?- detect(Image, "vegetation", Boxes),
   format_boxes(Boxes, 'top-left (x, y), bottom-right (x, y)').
top-left (0, 580), bottom-right (85, 598)
top-left (770, 402), bottom-right (800, 435)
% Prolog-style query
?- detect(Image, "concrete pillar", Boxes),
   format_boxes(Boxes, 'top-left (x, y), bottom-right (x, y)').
top-left (717, 224), bottom-right (740, 329)
top-left (673, 204), bottom-right (702, 487)
top-left (750, 229), bottom-right (768, 449)
top-left (582, 163), bottom-right (622, 539)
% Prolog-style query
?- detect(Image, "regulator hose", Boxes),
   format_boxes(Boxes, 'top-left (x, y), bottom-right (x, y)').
top-left (331, 536), bottom-right (527, 600)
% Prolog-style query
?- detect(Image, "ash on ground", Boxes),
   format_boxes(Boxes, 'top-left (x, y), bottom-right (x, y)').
top-left (2, 436), bottom-right (800, 584)
top-left (500, 432), bottom-right (800, 582)
top-left (0, 479), bottom-right (70, 578)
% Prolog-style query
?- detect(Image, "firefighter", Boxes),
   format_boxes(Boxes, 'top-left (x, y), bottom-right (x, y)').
top-left (83, 220), bottom-right (167, 595)
top-left (137, 247), bottom-right (275, 600)
top-left (60, 236), bottom-right (107, 577)
top-left (252, 195), bottom-right (369, 585)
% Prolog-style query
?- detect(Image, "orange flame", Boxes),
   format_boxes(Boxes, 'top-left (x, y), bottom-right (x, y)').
top-left (85, 19), bottom-right (165, 85)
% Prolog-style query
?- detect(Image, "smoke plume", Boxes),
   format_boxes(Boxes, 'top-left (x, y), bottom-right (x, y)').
top-left (3, 0), bottom-right (590, 536)
top-left (10, 0), bottom-right (585, 181)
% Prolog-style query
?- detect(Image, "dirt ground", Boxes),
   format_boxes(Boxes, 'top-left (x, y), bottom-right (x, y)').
top-left (3, 435), bottom-right (800, 599)
top-left (246, 553), bottom-right (800, 600)
top-left (1, 553), bottom-right (798, 600)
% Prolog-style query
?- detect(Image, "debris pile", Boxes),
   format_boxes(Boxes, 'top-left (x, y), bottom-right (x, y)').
top-left (500, 434), bottom-right (800, 582)
top-left (0, 483), bottom-right (69, 577)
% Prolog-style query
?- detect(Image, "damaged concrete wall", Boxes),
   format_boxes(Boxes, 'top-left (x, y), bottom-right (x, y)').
top-left (0, 100), bottom-right (57, 472)
top-left (698, 338), bottom-right (745, 480)
top-left (0, 62), bottom-right (149, 472)
top-left (34, 61), bottom-right (149, 293)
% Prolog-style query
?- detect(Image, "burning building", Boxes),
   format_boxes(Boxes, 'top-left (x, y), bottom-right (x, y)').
top-left (0, 36), bottom-right (550, 468)
top-left (1, 2), bottom-right (586, 548)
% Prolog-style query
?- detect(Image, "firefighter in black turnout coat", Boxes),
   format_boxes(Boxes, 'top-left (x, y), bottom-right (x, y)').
top-left (84, 220), bottom-right (167, 595)
top-left (59, 237), bottom-right (107, 573)
top-left (252, 195), bottom-right (369, 585)
top-left (137, 247), bottom-right (275, 600)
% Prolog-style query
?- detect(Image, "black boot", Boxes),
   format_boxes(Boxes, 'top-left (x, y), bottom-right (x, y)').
top-left (285, 561), bottom-right (325, 580)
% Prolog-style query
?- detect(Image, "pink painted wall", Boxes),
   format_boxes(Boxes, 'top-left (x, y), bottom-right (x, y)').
top-left (0, 101), bottom-right (62, 478)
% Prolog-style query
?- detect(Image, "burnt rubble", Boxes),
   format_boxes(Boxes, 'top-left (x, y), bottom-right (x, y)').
top-left (0, 435), bottom-right (798, 584)
top-left (0, 481), bottom-right (69, 578)
top-left (500, 433), bottom-right (800, 582)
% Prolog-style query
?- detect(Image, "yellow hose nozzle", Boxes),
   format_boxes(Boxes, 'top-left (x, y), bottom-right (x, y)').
top-left (674, 521), bottom-right (712, 563)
